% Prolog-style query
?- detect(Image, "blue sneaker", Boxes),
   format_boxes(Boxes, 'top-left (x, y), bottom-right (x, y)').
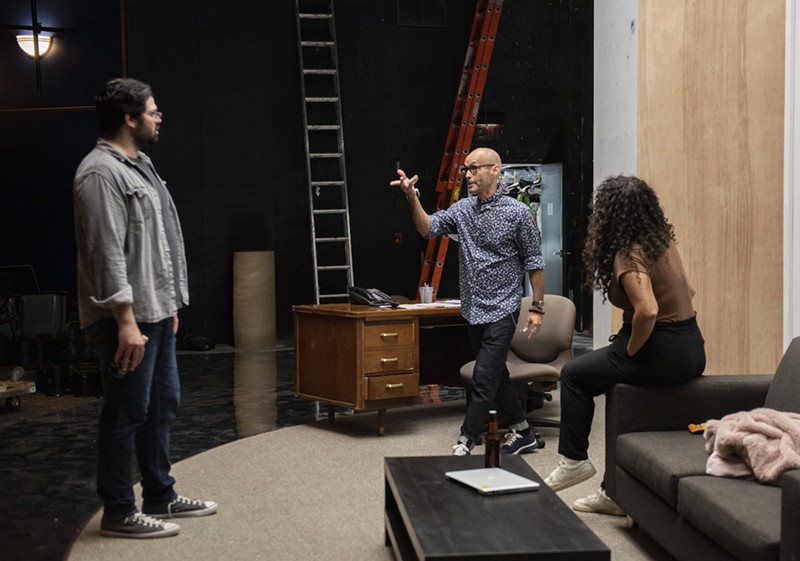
top-left (500, 429), bottom-right (538, 455)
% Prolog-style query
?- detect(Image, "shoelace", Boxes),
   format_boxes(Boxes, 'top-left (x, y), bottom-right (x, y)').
top-left (503, 430), bottom-right (523, 445)
top-left (452, 444), bottom-right (470, 456)
top-left (169, 496), bottom-right (204, 514)
top-left (129, 513), bottom-right (164, 528)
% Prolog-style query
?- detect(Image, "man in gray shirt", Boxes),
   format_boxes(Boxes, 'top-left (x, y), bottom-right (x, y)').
top-left (73, 78), bottom-right (216, 538)
top-left (390, 147), bottom-right (545, 456)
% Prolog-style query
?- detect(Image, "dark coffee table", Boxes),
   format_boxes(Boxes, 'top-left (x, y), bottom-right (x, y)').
top-left (385, 455), bottom-right (610, 560)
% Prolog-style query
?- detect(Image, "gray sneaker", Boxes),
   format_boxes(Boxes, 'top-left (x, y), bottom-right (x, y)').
top-left (573, 488), bottom-right (625, 516)
top-left (544, 458), bottom-right (596, 492)
top-left (143, 495), bottom-right (218, 519)
top-left (100, 511), bottom-right (180, 539)
top-left (452, 443), bottom-right (471, 456)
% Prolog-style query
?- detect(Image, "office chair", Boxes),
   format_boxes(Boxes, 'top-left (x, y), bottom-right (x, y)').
top-left (459, 294), bottom-right (576, 429)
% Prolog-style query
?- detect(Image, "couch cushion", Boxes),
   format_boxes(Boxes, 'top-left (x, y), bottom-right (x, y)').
top-left (765, 336), bottom-right (800, 413)
top-left (616, 431), bottom-right (707, 507)
top-left (678, 475), bottom-right (780, 561)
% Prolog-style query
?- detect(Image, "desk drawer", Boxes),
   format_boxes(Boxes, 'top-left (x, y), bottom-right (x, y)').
top-left (364, 322), bottom-right (414, 348)
top-left (366, 373), bottom-right (419, 400)
top-left (364, 346), bottom-right (415, 374)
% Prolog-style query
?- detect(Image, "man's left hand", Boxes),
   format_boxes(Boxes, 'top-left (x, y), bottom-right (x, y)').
top-left (523, 312), bottom-right (543, 339)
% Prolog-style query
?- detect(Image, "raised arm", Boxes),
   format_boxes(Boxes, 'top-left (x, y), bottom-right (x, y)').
top-left (390, 168), bottom-right (430, 237)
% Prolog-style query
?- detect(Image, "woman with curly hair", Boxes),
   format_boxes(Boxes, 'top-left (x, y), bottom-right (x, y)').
top-left (542, 175), bottom-right (706, 515)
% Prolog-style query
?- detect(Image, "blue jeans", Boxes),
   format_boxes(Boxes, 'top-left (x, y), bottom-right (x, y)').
top-left (86, 318), bottom-right (180, 517)
top-left (461, 311), bottom-right (526, 443)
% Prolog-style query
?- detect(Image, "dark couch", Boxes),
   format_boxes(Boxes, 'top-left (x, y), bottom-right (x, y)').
top-left (605, 337), bottom-right (800, 561)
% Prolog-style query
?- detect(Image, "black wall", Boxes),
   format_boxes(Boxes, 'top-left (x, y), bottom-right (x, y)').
top-left (0, 0), bottom-right (592, 345)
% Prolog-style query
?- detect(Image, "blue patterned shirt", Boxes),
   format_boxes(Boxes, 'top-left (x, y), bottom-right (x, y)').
top-left (428, 192), bottom-right (544, 324)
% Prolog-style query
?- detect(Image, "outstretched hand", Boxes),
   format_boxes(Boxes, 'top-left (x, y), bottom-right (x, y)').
top-left (390, 169), bottom-right (419, 199)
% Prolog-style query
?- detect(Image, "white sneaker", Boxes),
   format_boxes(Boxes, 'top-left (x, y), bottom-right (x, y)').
top-left (543, 458), bottom-right (596, 492)
top-left (573, 488), bottom-right (625, 516)
top-left (452, 443), bottom-right (471, 456)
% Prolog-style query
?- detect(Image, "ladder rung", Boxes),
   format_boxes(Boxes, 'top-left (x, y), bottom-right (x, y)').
top-left (299, 13), bottom-right (332, 19)
top-left (313, 209), bottom-right (347, 215)
top-left (310, 181), bottom-right (345, 186)
top-left (307, 125), bottom-right (341, 130)
top-left (317, 265), bottom-right (351, 271)
top-left (305, 97), bottom-right (339, 102)
top-left (301, 41), bottom-right (334, 47)
top-left (319, 293), bottom-right (349, 299)
top-left (315, 237), bottom-right (349, 243)
top-left (303, 69), bottom-right (337, 75)
top-left (310, 153), bottom-right (342, 158)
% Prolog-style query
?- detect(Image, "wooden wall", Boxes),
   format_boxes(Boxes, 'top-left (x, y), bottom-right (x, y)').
top-left (637, 0), bottom-right (785, 374)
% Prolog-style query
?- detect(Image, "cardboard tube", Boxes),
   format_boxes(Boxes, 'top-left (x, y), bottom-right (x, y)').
top-left (233, 251), bottom-right (276, 349)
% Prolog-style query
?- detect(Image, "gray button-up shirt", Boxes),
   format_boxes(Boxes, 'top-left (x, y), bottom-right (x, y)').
top-left (428, 192), bottom-right (543, 324)
top-left (73, 139), bottom-right (189, 328)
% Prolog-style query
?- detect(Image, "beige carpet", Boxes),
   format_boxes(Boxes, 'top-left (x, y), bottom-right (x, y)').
top-left (67, 396), bottom-right (676, 561)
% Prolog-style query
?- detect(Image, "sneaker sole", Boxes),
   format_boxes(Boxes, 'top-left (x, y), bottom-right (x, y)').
top-left (546, 465), bottom-right (596, 492)
top-left (145, 504), bottom-right (218, 519)
top-left (501, 441), bottom-right (539, 455)
top-left (100, 525), bottom-right (180, 539)
top-left (573, 502), bottom-right (626, 516)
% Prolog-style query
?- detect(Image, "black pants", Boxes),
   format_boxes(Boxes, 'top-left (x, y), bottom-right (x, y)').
top-left (558, 316), bottom-right (706, 461)
top-left (460, 311), bottom-right (526, 443)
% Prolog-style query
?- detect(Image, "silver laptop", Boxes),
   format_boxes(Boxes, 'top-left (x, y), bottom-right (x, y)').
top-left (445, 467), bottom-right (541, 495)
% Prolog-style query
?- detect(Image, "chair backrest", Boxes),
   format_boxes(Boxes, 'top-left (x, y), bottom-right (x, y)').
top-left (509, 294), bottom-right (576, 365)
top-left (764, 336), bottom-right (800, 413)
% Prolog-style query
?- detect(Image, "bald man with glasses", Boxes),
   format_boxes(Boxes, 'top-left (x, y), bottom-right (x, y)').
top-left (390, 147), bottom-right (545, 456)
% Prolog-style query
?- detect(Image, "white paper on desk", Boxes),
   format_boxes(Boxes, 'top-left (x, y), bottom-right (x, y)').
top-left (397, 300), bottom-right (461, 309)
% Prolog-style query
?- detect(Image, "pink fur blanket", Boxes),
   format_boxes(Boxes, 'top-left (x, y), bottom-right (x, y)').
top-left (704, 407), bottom-right (800, 483)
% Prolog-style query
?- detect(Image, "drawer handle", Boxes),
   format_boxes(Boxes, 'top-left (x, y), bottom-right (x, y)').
top-left (380, 332), bottom-right (399, 338)
top-left (385, 383), bottom-right (404, 389)
top-left (380, 357), bottom-right (399, 364)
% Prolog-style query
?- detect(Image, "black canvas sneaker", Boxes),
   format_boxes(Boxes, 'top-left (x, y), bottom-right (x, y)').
top-left (100, 511), bottom-right (180, 539)
top-left (143, 495), bottom-right (219, 519)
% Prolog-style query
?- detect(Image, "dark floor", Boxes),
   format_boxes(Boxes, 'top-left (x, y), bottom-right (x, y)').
top-left (0, 334), bottom-right (591, 561)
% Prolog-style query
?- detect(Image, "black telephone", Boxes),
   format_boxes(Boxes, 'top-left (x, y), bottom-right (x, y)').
top-left (348, 286), bottom-right (399, 307)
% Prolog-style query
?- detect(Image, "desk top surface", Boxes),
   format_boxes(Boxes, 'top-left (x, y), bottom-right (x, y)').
top-left (293, 302), bottom-right (463, 319)
top-left (385, 455), bottom-right (610, 559)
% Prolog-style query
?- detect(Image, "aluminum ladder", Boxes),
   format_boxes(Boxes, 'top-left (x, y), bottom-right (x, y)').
top-left (296, 0), bottom-right (354, 303)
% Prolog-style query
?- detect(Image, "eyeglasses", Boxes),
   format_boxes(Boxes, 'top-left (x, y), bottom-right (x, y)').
top-left (459, 163), bottom-right (494, 175)
top-left (145, 110), bottom-right (163, 119)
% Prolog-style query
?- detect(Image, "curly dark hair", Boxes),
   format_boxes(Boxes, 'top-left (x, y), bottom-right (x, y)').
top-left (94, 78), bottom-right (152, 137)
top-left (583, 175), bottom-right (675, 297)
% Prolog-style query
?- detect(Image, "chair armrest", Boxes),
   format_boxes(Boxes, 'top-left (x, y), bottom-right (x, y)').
top-left (781, 469), bottom-right (800, 561)
top-left (604, 375), bottom-right (772, 497)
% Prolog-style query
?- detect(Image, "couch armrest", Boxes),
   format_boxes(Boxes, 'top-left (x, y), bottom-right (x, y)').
top-left (781, 469), bottom-right (800, 561)
top-left (604, 375), bottom-right (772, 497)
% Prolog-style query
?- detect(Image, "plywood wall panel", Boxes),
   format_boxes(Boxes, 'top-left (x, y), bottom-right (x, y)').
top-left (638, 0), bottom-right (784, 374)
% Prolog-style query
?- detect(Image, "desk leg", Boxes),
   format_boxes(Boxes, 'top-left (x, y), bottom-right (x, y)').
top-left (378, 409), bottom-right (386, 436)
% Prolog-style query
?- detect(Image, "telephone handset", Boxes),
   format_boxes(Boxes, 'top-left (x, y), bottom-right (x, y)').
top-left (348, 286), bottom-right (399, 307)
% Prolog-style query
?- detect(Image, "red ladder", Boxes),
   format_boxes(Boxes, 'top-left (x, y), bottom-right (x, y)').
top-left (417, 0), bottom-right (504, 298)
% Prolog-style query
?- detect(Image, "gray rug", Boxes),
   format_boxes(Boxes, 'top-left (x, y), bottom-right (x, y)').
top-left (67, 396), bottom-right (675, 561)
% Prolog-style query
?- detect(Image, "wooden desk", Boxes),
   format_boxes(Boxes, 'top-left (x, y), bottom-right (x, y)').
top-left (385, 456), bottom-right (610, 560)
top-left (293, 303), bottom-right (472, 434)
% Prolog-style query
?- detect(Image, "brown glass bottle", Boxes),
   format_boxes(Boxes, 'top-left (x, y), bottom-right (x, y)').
top-left (485, 409), bottom-right (500, 467)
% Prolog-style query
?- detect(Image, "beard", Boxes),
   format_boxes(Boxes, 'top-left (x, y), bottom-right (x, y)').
top-left (132, 121), bottom-right (159, 151)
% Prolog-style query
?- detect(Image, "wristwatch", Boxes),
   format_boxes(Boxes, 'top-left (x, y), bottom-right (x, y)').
top-left (531, 300), bottom-right (545, 308)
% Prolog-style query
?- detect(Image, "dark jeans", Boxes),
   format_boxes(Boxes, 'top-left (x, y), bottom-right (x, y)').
top-left (558, 316), bottom-right (706, 462)
top-left (461, 311), bottom-right (526, 443)
top-left (86, 318), bottom-right (180, 517)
